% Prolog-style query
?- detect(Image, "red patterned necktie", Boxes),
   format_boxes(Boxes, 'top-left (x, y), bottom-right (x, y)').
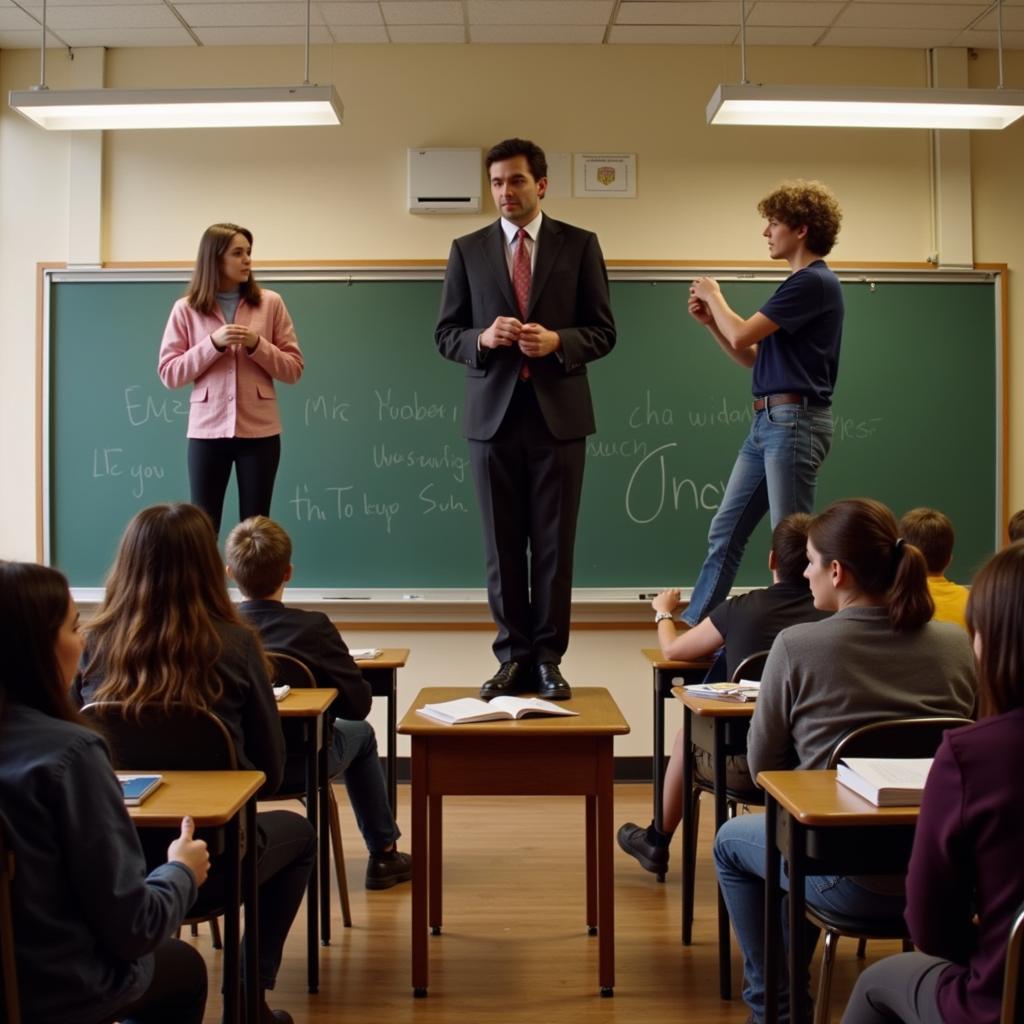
top-left (513, 228), bottom-right (531, 380)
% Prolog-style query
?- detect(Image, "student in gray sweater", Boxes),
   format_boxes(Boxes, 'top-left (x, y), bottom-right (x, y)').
top-left (713, 498), bottom-right (976, 1024)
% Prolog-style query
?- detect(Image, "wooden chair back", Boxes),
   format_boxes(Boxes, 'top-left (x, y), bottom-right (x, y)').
top-left (827, 716), bottom-right (972, 769)
top-left (268, 651), bottom-right (317, 690)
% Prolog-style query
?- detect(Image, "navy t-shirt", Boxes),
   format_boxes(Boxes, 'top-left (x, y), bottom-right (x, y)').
top-left (752, 260), bottom-right (844, 405)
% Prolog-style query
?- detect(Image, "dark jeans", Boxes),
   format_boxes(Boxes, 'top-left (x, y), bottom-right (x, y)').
top-left (187, 434), bottom-right (281, 534)
top-left (115, 938), bottom-right (207, 1024)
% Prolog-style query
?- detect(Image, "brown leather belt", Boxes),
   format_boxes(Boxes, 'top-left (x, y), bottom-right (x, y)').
top-left (752, 392), bottom-right (807, 412)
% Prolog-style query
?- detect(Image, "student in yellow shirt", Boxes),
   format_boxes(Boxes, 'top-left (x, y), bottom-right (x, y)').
top-left (899, 507), bottom-right (969, 629)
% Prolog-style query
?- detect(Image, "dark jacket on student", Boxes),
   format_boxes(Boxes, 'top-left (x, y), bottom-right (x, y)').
top-left (905, 708), bottom-right (1024, 1024)
top-left (238, 599), bottom-right (372, 723)
top-left (0, 704), bottom-right (196, 1024)
top-left (74, 619), bottom-right (285, 795)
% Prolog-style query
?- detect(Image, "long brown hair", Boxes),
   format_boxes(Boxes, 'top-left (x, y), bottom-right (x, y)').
top-left (0, 561), bottom-right (81, 725)
top-left (186, 222), bottom-right (262, 315)
top-left (808, 498), bottom-right (934, 631)
top-left (84, 503), bottom-right (269, 715)
top-left (966, 544), bottom-right (1024, 717)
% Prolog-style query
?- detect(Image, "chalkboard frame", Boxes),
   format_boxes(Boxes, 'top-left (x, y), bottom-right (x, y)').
top-left (40, 262), bottom-right (1007, 603)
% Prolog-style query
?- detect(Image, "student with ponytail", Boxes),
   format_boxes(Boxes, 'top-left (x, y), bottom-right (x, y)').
top-left (712, 498), bottom-right (977, 1024)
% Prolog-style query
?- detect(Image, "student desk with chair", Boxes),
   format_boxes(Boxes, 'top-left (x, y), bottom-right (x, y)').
top-left (122, 769), bottom-right (265, 1024)
top-left (353, 647), bottom-right (409, 815)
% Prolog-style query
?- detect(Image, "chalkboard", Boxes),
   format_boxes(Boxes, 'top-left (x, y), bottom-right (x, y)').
top-left (46, 269), bottom-right (1000, 592)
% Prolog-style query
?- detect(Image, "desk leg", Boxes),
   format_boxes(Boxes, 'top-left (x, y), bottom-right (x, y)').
top-left (303, 720), bottom-right (319, 994)
top-left (222, 814), bottom-right (241, 1024)
top-left (680, 706), bottom-right (695, 945)
top-left (585, 795), bottom-right (597, 934)
top-left (411, 737), bottom-right (428, 997)
top-left (764, 796), bottom-right (781, 1024)
top-left (597, 737), bottom-right (615, 996)
top-left (652, 668), bottom-right (666, 883)
top-left (429, 796), bottom-right (442, 935)
top-left (788, 816), bottom-right (809, 1024)
top-left (243, 797), bottom-right (260, 1024)
top-left (318, 715), bottom-right (331, 947)
top-left (713, 719), bottom-right (732, 1000)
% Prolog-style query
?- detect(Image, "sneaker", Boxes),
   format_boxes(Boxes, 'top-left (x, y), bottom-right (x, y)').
top-left (366, 849), bottom-right (413, 890)
top-left (617, 822), bottom-right (669, 875)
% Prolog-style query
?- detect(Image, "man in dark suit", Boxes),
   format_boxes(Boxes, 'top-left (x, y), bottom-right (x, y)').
top-left (435, 138), bottom-right (616, 701)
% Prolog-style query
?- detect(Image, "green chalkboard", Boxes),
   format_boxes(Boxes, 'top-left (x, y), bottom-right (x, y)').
top-left (47, 269), bottom-right (1000, 592)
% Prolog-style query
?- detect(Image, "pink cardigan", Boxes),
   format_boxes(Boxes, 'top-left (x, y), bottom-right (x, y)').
top-left (157, 289), bottom-right (304, 439)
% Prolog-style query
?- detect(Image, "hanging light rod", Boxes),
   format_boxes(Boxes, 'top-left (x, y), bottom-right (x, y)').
top-left (9, 84), bottom-right (343, 130)
top-left (707, 83), bottom-right (1024, 131)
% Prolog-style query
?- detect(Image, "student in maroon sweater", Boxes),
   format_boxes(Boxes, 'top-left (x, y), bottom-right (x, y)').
top-left (841, 542), bottom-right (1024, 1024)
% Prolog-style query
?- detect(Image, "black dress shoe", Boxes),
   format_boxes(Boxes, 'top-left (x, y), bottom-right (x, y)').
top-left (536, 662), bottom-right (572, 701)
top-left (617, 821), bottom-right (669, 875)
top-left (480, 660), bottom-right (529, 700)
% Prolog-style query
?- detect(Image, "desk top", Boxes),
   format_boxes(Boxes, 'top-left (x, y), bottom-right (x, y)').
top-left (397, 686), bottom-right (631, 736)
top-left (355, 648), bottom-right (409, 669)
top-left (121, 770), bottom-right (265, 828)
top-left (671, 686), bottom-right (757, 718)
top-left (277, 688), bottom-right (337, 716)
top-left (757, 770), bottom-right (922, 827)
top-left (641, 647), bottom-right (714, 671)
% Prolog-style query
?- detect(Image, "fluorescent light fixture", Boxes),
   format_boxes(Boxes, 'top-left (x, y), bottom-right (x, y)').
top-left (8, 84), bottom-right (343, 130)
top-left (706, 83), bottom-right (1024, 131)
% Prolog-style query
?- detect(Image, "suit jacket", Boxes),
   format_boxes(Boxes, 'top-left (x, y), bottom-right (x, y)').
top-left (435, 215), bottom-right (616, 441)
top-left (238, 599), bottom-right (372, 723)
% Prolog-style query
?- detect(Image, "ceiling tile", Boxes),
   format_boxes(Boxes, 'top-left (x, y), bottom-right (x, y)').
top-left (195, 21), bottom-right (332, 38)
top-left (383, 1), bottom-right (462, 24)
top-left (0, 6), bottom-right (37, 26)
top-left (389, 22), bottom-right (464, 39)
top-left (819, 26), bottom-right (962, 47)
top-left (469, 23), bottom-right (605, 41)
top-left (973, 5), bottom-right (1024, 30)
top-left (746, 1), bottom-right (844, 27)
top-left (175, 1), bottom-right (320, 26)
top-left (468, 1), bottom-right (614, 26)
top-left (318, 1), bottom-right (383, 23)
top-left (957, 27), bottom-right (1024, 48)
top-left (41, 3), bottom-right (178, 27)
top-left (743, 25), bottom-right (825, 44)
top-left (607, 22), bottom-right (735, 41)
top-left (616, 1), bottom-right (739, 26)
top-left (328, 22), bottom-right (387, 38)
top-left (56, 24), bottom-right (195, 42)
top-left (835, 3), bottom-right (984, 30)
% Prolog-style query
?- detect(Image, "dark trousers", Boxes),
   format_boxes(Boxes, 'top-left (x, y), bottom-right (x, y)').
top-left (187, 435), bottom-right (281, 534)
top-left (468, 381), bottom-right (585, 665)
top-left (114, 937), bottom-right (207, 1024)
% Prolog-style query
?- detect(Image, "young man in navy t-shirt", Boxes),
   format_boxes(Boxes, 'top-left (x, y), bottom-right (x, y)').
top-left (681, 180), bottom-right (844, 627)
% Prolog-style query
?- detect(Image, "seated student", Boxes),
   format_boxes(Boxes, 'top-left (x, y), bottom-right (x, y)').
top-left (1008, 507), bottom-right (1024, 543)
top-left (74, 503), bottom-right (314, 1024)
top-left (899, 506), bottom-right (970, 629)
top-left (226, 515), bottom-right (412, 891)
top-left (618, 513), bottom-right (829, 876)
top-left (0, 560), bottom-right (211, 1024)
top-left (841, 542), bottom-right (1024, 1024)
top-left (713, 498), bottom-right (977, 1024)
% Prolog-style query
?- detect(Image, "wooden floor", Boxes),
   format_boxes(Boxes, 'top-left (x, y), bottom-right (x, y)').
top-left (194, 784), bottom-right (902, 1023)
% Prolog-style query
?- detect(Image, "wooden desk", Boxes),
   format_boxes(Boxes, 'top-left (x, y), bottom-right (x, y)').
top-left (123, 770), bottom-right (264, 1024)
top-left (640, 648), bottom-right (713, 881)
top-left (356, 648), bottom-right (409, 815)
top-left (278, 687), bottom-right (336, 987)
top-left (398, 686), bottom-right (630, 998)
top-left (673, 687), bottom-right (756, 998)
top-left (757, 771), bottom-right (919, 1024)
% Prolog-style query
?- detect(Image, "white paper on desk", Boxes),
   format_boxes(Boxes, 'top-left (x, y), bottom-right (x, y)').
top-left (273, 685), bottom-right (290, 701)
top-left (350, 648), bottom-right (382, 659)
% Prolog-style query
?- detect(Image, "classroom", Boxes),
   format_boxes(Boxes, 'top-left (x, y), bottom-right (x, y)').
top-left (2, 2), bottom-right (1024, 1021)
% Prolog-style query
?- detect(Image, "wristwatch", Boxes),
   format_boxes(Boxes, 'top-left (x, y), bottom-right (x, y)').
top-left (654, 611), bottom-right (674, 624)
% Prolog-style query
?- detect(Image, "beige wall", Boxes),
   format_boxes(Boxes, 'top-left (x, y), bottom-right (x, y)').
top-left (2, 41), bottom-right (1021, 755)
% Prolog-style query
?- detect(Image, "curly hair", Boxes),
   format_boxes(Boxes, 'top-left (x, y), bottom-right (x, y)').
top-left (758, 180), bottom-right (842, 256)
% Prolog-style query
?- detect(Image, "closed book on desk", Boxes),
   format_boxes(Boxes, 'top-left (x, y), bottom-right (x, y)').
top-left (683, 680), bottom-right (760, 702)
top-left (836, 758), bottom-right (933, 806)
top-left (416, 696), bottom-right (579, 725)
top-left (119, 774), bottom-right (163, 806)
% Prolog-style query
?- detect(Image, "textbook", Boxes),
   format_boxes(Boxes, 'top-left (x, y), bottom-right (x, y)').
top-left (119, 774), bottom-right (163, 806)
top-left (683, 680), bottom-right (761, 702)
top-left (836, 757), bottom-right (934, 807)
top-left (272, 685), bottom-right (291, 701)
top-left (416, 696), bottom-right (579, 725)
top-left (350, 648), bottom-right (382, 660)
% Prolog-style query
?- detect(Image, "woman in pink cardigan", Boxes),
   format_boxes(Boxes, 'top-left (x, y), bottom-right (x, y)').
top-left (158, 223), bottom-right (304, 533)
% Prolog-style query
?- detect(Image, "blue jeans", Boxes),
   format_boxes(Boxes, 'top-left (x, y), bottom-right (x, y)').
top-left (330, 719), bottom-right (401, 855)
top-left (683, 403), bottom-right (833, 626)
top-left (713, 813), bottom-right (907, 1024)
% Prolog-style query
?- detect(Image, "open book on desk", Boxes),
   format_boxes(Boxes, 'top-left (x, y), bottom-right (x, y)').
top-left (836, 757), bottom-right (934, 806)
top-left (119, 774), bottom-right (163, 806)
top-left (416, 696), bottom-right (579, 725)
top-left (683, 680), bottom-right (760, 702)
